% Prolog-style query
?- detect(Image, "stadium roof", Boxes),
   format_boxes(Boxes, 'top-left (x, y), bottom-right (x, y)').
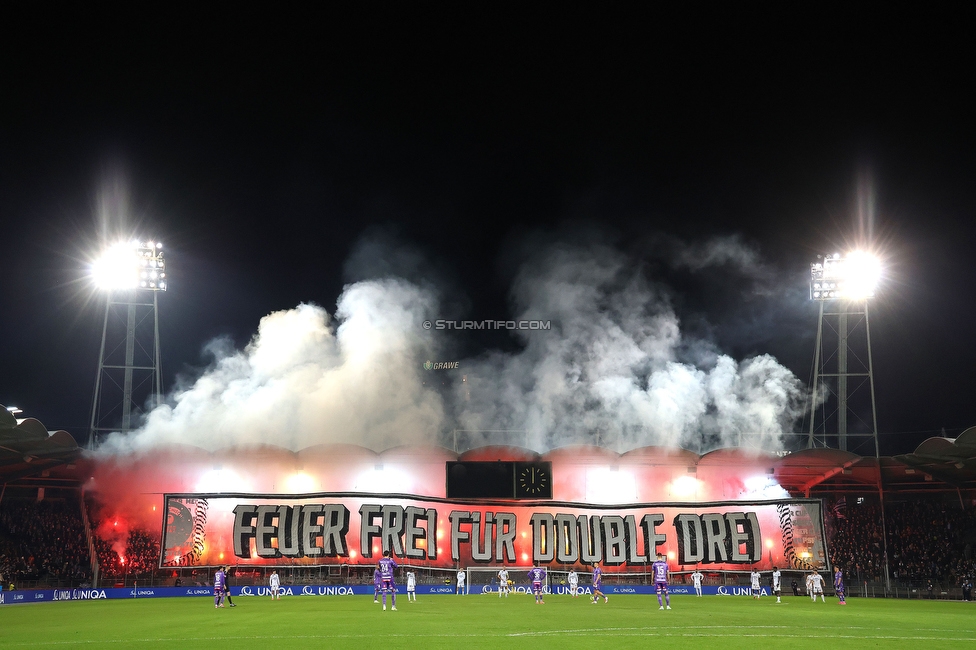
top-left (0, 405), bottom-right (81, 483)
top-left (4, 417), bottom-right (976, 499)
top-left (773, 430), bottom-right (976, 498)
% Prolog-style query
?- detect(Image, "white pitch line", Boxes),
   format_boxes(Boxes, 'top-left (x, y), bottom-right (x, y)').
top-left (510, 630), bottom-right (976, 641)
top-left (9, 629), bottom-right (976, 647)
top-left (508, 624), bottom-right (968, 636)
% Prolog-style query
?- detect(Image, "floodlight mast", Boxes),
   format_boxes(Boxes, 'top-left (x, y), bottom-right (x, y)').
top-left (807, 252), bottom-right (880, 457)
top-left (88, 240), bottom-right (167, 450)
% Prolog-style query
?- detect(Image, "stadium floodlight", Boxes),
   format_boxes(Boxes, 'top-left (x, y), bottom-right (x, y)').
top-left (88, 238), bottom-right (168, 450)
top-left (808, 249), bottom-right (880, 462)
top-left (5, 406), bottom-right (22, 415)
top-left (90, 240), bottom-right (168, 292)
top-left (810, 250), bottom-right (881, 301)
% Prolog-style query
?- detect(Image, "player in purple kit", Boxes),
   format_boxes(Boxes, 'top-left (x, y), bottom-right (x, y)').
top-left (528, 565), bottom-right (547, 604)
top-left (373, 567), bottom-right (381, 604)
top-left (834, 566), bottom-right (846, 605)
top-left (213, 566), bottom-right (226, 608)
top-left (591, 562), bottom-right (607, 604)
top-left (378, 551), bottom-right (398, 611)
top-left (651, 553), bottom-right (671, 610)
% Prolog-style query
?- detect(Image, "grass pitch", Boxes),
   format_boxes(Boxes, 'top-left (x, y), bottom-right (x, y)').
top-left (1, 594), bottom-right (974, 649)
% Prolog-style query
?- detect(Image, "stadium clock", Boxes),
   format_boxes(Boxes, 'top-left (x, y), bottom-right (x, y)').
top-left (515, 462), bottom-right (552, 498)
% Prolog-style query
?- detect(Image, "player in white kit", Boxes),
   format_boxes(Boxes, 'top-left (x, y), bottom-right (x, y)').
top-left (497, 568), bottom-right (510, 597)
top-left (772, 566), bottom-right (782, 603)
top-left (810, 571), bottom-right (825, 602)
top-left (456, 569), bottom-right (466, 595)
top-left (405, 571), bottom-right (417, 602)
top-left (568, 570), bottom-right (579, 597)
top-left (690, 568), bottom-right (704, 597)
top-left (750, 568), bottom-right (761, 599)
top-left (269, 570), bottom-right (280, 600)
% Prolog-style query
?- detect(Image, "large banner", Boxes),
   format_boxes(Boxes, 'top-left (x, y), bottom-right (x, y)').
top-left (161, 493), bottom-right (828, 572)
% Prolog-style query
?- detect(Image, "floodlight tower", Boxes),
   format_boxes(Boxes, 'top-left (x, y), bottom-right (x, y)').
top-left (808, 252), bottom-right (881, 456)
top-left (88, 240), bottom-right (168, 449)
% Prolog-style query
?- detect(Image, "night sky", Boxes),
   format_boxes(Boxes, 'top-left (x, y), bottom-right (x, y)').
top-left (1, 6), bottom-right (974, 455)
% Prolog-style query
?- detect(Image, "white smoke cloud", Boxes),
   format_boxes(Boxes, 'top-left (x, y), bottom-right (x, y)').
top-left (100, 234), bottom-right (808, 455)
top-left (99, 279), bottom-right (445, 454)
top-left (669, 233), bottom-right (765, 275)
top-left (455, 241), bottom-right (806, 452)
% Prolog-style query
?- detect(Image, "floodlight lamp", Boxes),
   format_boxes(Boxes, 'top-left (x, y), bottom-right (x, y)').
top-left (91, 242), bottom-right (141, 290)
top-left (842, 250), bottom-right (882, 300)
top-left (91, 238), bottom-right (169, 292)
top-left (810, 250), bottom-right (881, 301)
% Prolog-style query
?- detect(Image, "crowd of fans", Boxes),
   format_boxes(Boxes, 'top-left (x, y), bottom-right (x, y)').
top-left (91, 527), bottom-right (161, 580)
top-left (825, 501), bottom-right (887, 582)
top-left (0, 497), bottom-right (161, 587)
top-left (827, 498), bottom-right (976, 589)
top-left (0, 499), bottom-right (91, 587)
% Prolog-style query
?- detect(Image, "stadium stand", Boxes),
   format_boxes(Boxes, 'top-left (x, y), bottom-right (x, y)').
top-left (2, 403), bottom-right (976, 596)
top-left (90, 528), bottom-right (161, 580)
top-left (825, 497), bottom-right (976, 593)
top-left (0, 498), bottom-right (92, 587)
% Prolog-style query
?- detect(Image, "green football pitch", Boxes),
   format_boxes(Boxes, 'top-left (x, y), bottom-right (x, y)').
top-left (1, 594), bottom-right (974, 649)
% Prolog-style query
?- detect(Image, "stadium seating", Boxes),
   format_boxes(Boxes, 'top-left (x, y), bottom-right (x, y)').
top-left (826, 498), bottom-right (976, 590)
top-left (0, 499), bottom-right (91, 588)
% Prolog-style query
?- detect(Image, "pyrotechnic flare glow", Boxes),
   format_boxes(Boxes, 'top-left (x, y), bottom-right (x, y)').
top-left (669, 475), bottom-right (700, 499)
top-left (585, 468), bottom-right (637, 504)
top-left (283, 472), bottom-right (319, 493)
top-left (741, 475), bottom-right (789, 499)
